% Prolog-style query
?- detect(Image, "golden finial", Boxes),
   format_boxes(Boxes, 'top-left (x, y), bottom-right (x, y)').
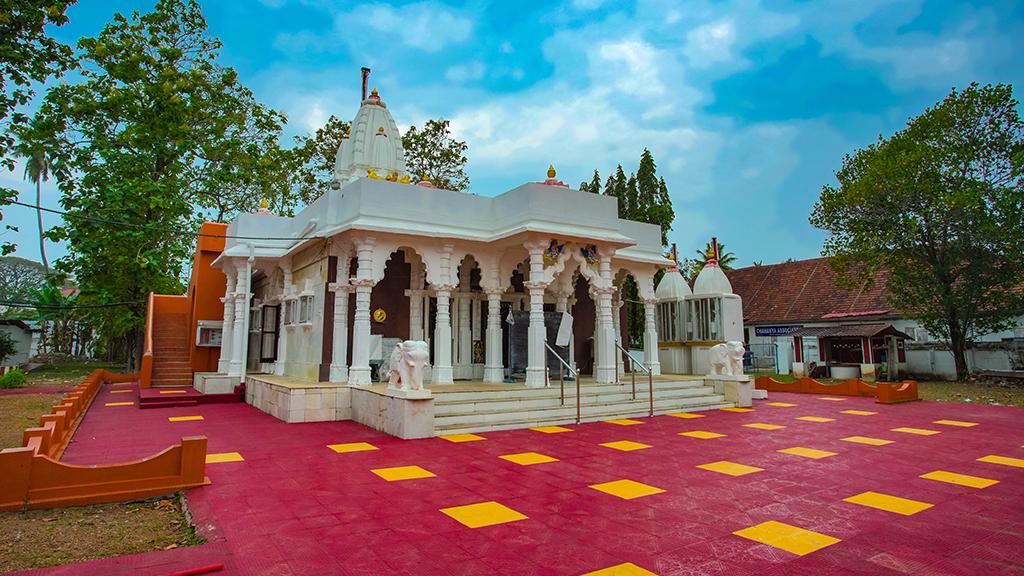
top-left (367, 168), bottom-right (381, 179)
top-left (706, 245), bottom-right (715, 259)
top-left (386, 170), bottom-right (398, 182)
top-left (260, 197), bottom-right (269, 210)
top-left (547, 164), bottom-right (556, 179)
top-left (377, 126), bottom-right (385, 134)
top-left (371, 87), bottom-right (379, 97)
top-left (398, 174), bottom-right (411, 184)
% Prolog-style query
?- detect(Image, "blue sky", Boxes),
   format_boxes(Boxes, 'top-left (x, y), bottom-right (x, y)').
top-left (3, 0), bottom-right (1022, 267)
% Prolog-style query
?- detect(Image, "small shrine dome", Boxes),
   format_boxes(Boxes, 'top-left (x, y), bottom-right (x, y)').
top-left (655, 270), bottom-right (692, 301)
top-left (693, 262), bottom-right (733, 295)
top-left (334, 88), bottom-right (409, 184)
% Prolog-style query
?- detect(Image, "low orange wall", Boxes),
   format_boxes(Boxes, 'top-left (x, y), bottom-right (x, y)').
top-left (755, 376), bottom-right (919, 403)
top-left (0, 369), bottom-right (209, 511)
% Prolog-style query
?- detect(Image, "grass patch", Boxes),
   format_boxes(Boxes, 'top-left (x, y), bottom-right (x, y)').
top-left (26, 360), bottom-right (126, 389)
top-left (917, 381), bottom-right (1024, 408)
top-left (0, 393), bottom-right (65, 448)
top-left (0, 496), bottom-right (203, 573)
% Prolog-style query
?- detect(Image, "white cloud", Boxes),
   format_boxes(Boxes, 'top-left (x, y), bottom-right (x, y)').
top-left (335, 3), bottom-right (473, 53)
top-left (684, 19), bottom-right (736, 67)
top-left (593, 39), bottom-right (666, 97)
top-left (445, 61), bottom-right (486, 83)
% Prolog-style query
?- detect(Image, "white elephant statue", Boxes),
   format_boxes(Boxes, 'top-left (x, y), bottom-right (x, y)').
top-left (708, 341), bottom-right (745, 377)
top-left (385, 340), bottom-right (430, 391)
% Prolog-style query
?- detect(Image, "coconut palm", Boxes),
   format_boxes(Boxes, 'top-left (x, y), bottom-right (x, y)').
top-left (694, 241), bottom-right (738, 274)
top-left (20, 144), bottom-right (51, 272)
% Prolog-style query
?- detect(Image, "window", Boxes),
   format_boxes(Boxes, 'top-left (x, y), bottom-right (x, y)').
top-left (686, 297), bottom-right (722, 342)
top-left (249, 306), bottom-right (262, 333)
top-left (196, 321), bottom-right (223, 347)
top-left (260, 305), bottom-right (279, 362)
top-left (283, 298), bottom-right (297, 325)
top-left (657, 301), bottom-right (682, 342)
top-left (298, 294), bottom-right (314, 324)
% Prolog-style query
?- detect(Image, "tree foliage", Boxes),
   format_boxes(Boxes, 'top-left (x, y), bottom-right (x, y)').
top-left (0, 256), bottom-right (47, 308)
top-left (293, 114), bottom-right (350, 202)
top-left (0, 1), bottom-right (77, 255)
top-left (810, 83), bottom-right (1024, 380)
top-left (693, 241), bottom-right (738, 274)
top-left (402, 119), bottom-right (470, 191)
top-left (583, 149), bottom-right (675, 245)
top-left (29, 0), bottom-right (291, 363)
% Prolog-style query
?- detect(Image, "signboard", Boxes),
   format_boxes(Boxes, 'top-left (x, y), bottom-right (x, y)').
top-left (509, 310), bottom-right (571, 376)
top-left (755, 325), bottom-right (803, 337)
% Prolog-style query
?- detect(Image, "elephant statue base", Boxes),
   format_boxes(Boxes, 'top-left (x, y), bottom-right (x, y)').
top-left (384, 340), bottom-right (432, 399)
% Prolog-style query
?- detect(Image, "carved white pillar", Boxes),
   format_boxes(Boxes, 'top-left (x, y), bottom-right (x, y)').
top-left (409, 260), bottom-right (424, 341)
top-left (432, 284), bottom-right (455, 384)
top-left (218, 270), bottom-right (236, 374)
top-left (613, 296), bottom-right (626, 374)
top-left (455, 264), bottom-right (472, 378)
top-left (229, 265), bottom-right (248, 377)
top-left (525, 242), bottom-right (549, 388)
top-left (274, 265), bottom-right (292, 376)
top-left (643, 299), bottom-right (662, 375)
top-left (483, 289), bottom-right (504, 383)
top-left (595, 257), bottom-right (617, 384)
top-left (329, 284), bottom-right (350, 382)
top-left (348, 238), bottom-right (376, 386)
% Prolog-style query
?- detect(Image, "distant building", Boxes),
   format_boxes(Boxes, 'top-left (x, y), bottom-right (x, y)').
top-left (728, 258), bottom-right (1024, 381)
top-left (0, 320), bottom-right (40, 366)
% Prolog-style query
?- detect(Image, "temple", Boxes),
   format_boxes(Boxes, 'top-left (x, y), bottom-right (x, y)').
top-left (141, 72), bottom-right (749, 438)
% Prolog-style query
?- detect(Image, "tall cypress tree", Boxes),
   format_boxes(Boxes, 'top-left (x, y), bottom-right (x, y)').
top-left (636, 148), bottom-right (658, 224)
top-left (612, 164), bottom-right (628, 217)
top-left (625, 174), bottom-right (639, 220)
top-left (653, 176), bottom-right (675, 245)
top-left (588, 169), bottom-right (601, 194)
top-left (603, 173), bottom-right (615, 196)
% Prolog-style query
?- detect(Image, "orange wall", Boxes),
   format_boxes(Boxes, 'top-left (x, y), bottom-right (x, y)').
top-left (188, 222), bottom-right (229, 374)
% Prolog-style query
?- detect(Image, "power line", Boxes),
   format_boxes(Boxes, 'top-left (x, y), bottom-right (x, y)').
top-left (0, 300), bottom-right (145, 309)
top-left (5, 200), bottom-right (319, 242)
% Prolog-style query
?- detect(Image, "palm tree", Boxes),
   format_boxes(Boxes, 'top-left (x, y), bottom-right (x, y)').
top-left (694, 241), bottom-right (738, 274)
top-left (21, 145), bottom-right (50, 272)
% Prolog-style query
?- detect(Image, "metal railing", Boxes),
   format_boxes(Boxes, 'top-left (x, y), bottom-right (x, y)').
top-left (615, 342), bottom-right (654, 417)
top-left (544, 342), bottom-right (581, 423)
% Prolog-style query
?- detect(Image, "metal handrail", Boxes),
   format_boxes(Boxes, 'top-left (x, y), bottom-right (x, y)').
top-left (614, 342), bottom-right (654, 416)
top-left (544, 341), bottom-right (581, 424)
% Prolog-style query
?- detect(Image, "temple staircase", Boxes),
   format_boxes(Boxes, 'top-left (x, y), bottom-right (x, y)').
top-left (432, 378), bottom-right (731, 435)
top-left (150, 312), bottom-right (193, 388)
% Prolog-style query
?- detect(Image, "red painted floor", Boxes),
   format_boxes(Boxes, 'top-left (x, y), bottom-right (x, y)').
top-left (17, 384), bottom-right (1024, 576)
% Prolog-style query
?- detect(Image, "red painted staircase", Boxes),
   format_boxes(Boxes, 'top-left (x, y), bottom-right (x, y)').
top-left (151, 313), bottom-right (193, 388)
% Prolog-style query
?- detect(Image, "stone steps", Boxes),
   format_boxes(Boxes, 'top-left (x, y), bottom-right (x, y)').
top-left (433, 383), bottom-right (717, 416)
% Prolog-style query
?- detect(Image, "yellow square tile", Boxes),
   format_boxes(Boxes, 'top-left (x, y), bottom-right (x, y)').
top-left (500, 452), bottom-right (559, 465)
top-left (589, 479), bottom-right (666, 500)
top-left (891, 427), bottom-right (941, 436)
top-left (531, 425), bottom-right (573, 433)
top-left (327, 442), bottom-right (378, 453)
top-left (110, 382), bottom-right (134, 387)
top-left (733, 520), bottom-right (841, 556)
top-left (720, 407), bottom-right (754, 413)
top-left (666, 412), bottom-right (704, 419)
top-left (440, 433), bottom-right (486, 443)
top-left (778, 447), bottom-right (837, 459)
top-left (600, 440), bottom-right (652, 452)
top-left (440, 501), bottom-right (527, 528)
top-left (371, 465), bottom-right (436, 481)
top-left (933, 419), bottom-right (978, 428)
top-left (104, 401), bottom-right (134, 407)
top-left (977, 455), bottom-right (1024, 468)
top-left (168, 415), bottom-right (204, 422)
top-left (920, 470), bottom-right (999, 488)
top-left (605, 419), bottom-right (645, 426)
top-left (582, 562), bottom-right (657, 576)
top-left (796, 416), bottom-right (835, 423)
top-left (697, 460), bottom-right (764, 476)
top-left (768, 402), bottom-right (798, 407)
top-left (843, 491), bottom-right (933, 515)
top-left (679, 430), bottom-right (726, 439)
top-left (817, 397), bottom-right (847, 401)
top-left (158, 390), bottom-right (188, 394)
top-left (744, 423), bottom-right (786, 430)
top-left (841, 436), bottom-right (893, 446)
top-left (840, 410), bottom-right (877, 416)
top-left (109, 389), bottom-right (134, 394)
top-left (206, 452), bottom-right (244, 464)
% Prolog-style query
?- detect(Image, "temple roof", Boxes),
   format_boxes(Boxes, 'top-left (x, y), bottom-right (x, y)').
top-left (655, 269), bottom-right (692, 301)
top-left (334, 89), bottom-right (408, 184)
top-left (693, 261), bottom-right (733, 295)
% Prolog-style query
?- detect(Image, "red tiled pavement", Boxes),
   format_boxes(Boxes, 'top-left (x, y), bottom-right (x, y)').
top-left (15, 383), bottom-right (1024, 576)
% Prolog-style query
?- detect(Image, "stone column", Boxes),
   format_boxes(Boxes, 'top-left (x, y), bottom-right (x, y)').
top-left (483, 289), bottom-right (504, 383)
top-left (274, 265), bottom-right (292, 376)
top-left (348, 238), bottom-right (376, 386)
top-left (524, 242), bottom-right (549, 388)
top-left (409, 261), bottom-right (424, 341)
top-left (643, 298), bottom-right (662, 376)
top-left (455, 264), bottom-right (472, 378)
top-left (228, 265), bottom-right (248, 377)
top-left (218, 269), bottom-right (236, 374)
top-left (329, 283), bottom-right (350, 382)
top-left (432, 284), bottom-right (455, 384)
top-left (594, 257), bottom-right (617, 384)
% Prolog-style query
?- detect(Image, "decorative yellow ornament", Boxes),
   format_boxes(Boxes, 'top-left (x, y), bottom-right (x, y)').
top-left (372, 308), bottom-right (387, 323)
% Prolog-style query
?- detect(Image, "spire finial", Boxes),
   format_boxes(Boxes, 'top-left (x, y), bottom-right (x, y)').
top-left (547, 164), bottom-right (556, 178)
top-left (361, 66), bottom-right (370, 101)
top-left (260, 197), bottom-right (268, 210)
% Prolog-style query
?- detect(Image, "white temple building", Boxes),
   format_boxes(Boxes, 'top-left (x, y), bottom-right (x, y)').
top-left (178, 75), bottom-right (750, 438)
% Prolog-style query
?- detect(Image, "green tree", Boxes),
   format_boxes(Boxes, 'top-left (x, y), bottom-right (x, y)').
top-left (0, 332), bottom-right (16, 366)
top-left (32, 0), bottom-right (290, 365)
top-left (811, 83), bottom-right (1024, 380)
top-left (608, 164), bottom-right (628, 216)
top-left (0, 1), bottom-right (77, 256)
top-left (584, 169), bottom-right (601, 194)
top-left (402, 119), bottom-right (469, 191)
top-left (294, 114), bottom-right (350, 202)
top-left (0, 256), bottom-right (46, 310)
top-left (635, 148), bottom-right (658, 221)
top-left (15, 125), bottom-right (52, 272)
top-left (625, 174), bottom-right (639, 220)
top-left (693, 241), bottom-right (737, 274)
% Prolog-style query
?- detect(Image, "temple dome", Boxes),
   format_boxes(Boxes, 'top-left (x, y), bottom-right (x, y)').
top-left (334, 89), bottom-right (409, 184)
top-left (655, 269), bottom-right (692, 301)
top-left (693, 262), bottom-right (733, 295)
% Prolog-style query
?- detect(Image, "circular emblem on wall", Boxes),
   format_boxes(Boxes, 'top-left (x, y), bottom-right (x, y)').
top-left (372, 308), bottom-right (387, 323)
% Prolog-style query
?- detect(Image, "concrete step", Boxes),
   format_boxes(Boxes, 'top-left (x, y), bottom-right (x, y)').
top-left (432, 379), bottom-right (708, 404)
top-left (434, 398), bottom-right (734, 435)
top-left (433, 393), bottom-right (730, 429)
top-left (433, 385), bottom-right (719, 416)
